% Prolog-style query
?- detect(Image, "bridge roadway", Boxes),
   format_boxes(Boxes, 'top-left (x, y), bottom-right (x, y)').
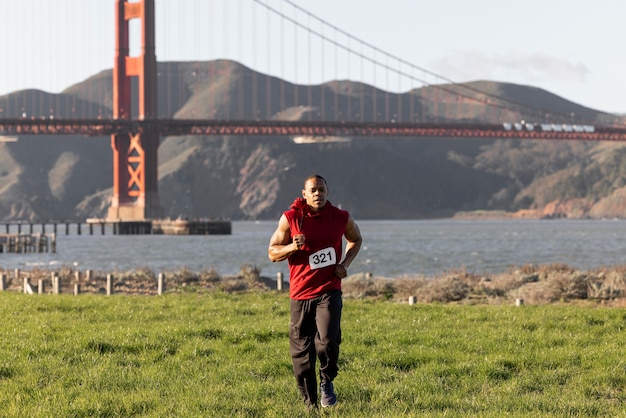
top-left (1, 119), bottom-right (626, 141)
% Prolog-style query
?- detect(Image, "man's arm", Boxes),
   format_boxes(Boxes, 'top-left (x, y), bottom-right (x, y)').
top-left (335, 215), bottom-right (362, 278)
top-left (268, 214), bottom-right (300, 262)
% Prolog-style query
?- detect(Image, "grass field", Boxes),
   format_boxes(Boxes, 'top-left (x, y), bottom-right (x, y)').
top-left (0, 290), bottom-right (625, 417)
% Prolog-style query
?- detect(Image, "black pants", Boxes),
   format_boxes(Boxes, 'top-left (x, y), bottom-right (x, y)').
top-left (289, 289), bottom-right (342, 406)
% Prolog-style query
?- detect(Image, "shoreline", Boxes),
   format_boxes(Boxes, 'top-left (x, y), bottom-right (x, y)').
top-left (453, 209), bottom-right (567, 220)
top-left (2, 263), bottom-right (626, 307)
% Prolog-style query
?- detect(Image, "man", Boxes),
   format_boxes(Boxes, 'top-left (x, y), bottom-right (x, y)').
top-left (268, 174), bottom-right (362, 409)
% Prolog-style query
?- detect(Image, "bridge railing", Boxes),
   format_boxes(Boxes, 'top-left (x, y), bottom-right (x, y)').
top-left (1, 118), bottom-right (626, 141)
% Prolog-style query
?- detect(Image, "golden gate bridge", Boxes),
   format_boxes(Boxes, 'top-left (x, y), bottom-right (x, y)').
top-left (0, 0), bottom-right (625, 222)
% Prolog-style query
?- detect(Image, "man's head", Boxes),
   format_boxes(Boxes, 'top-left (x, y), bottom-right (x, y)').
top-left (302, 174), bottom-right (328, 211)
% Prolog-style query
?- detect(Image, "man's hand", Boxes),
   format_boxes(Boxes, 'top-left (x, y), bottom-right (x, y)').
top-left (293, 234), bottom-right (305, 250)
top-left (335, 263), bottom-right (348, 279)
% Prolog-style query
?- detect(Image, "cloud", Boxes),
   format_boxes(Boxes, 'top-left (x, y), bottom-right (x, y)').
top-left (431, 49), bottom-right (590, 85)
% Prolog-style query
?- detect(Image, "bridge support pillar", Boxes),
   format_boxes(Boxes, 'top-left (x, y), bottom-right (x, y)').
top-left (108, 0), bottom-right (161, 221)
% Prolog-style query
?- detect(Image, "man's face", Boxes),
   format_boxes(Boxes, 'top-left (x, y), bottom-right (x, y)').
top-left (302, 178), bottom-right (328, 211)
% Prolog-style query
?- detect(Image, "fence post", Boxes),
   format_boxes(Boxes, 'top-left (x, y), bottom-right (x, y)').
top-left (106, 274), bottom-right (113, 296)
top-left (52, 272), bottom-right (60, 294)
top-left (38, 279), bottom-right (45, 294)
top-left (157, 273), bottom-right (164, 295)
top-left (73, 271), bottom-right (80, 295)
top-left (0, 273), bottom-right (5, 291)
top-left (23, 277), bottom-right (33, 294)
top-left (276, 272), bottom-right (283, 291)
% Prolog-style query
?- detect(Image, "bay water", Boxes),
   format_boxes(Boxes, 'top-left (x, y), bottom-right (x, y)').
top-left (3, 219), bottom-right (626, 278)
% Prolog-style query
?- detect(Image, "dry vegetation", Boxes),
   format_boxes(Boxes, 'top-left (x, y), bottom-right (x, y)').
top-left (0, 264), bottom-right (267, 296)
top-left (4, 263), bottom-right (626, 306)
top-left (342, 263), bottom-right (626, 306)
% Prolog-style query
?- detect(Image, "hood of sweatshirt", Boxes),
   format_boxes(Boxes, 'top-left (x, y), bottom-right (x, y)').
top-left (289, 197), bottom-right (331, 233)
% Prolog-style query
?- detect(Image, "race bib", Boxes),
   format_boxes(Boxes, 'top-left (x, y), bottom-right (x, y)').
top-left (308, 247), bottom-right (337, 270)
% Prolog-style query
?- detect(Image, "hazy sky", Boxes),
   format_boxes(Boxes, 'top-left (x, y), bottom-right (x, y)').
top-left (2, 0), bottom-right (624, 114)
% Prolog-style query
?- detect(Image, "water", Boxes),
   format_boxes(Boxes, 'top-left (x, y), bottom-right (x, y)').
top-left (3, 219), bottom-right (626, 278)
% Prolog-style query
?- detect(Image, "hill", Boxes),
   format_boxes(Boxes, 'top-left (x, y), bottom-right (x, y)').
top-left (0, 60), bottom-right (625, 221)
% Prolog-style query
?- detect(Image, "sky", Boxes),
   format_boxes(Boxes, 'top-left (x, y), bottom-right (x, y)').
top-left (1, 0), bottom-right (625, 114)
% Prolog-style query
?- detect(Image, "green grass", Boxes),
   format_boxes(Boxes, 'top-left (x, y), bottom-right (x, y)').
top-left (1, 292), bottom-right (626, 417)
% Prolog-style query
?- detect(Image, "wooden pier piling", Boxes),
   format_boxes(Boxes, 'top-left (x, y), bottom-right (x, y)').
top-left (1, 219), bottom-right (231, 237)
top-left (0, 233), bottom-right (56, 253)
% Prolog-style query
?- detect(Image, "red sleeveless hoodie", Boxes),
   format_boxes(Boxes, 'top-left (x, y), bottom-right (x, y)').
top-left (284, 198), bottom-right (349, 300)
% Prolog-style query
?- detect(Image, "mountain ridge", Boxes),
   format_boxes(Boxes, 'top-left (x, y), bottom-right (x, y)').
top-left (0, 59), bottom-right (625, 220)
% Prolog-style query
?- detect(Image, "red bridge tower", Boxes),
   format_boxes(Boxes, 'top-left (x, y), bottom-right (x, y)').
top-left (107, 0), bottom-right (161, 220)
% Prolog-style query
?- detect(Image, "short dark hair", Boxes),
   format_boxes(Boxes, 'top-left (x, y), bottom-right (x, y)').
top-left (304, 174), bottom-right (327, 188)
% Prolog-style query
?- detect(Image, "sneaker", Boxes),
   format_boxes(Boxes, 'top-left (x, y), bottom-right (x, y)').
top-left (320, 381), bottom-right (337, 408)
